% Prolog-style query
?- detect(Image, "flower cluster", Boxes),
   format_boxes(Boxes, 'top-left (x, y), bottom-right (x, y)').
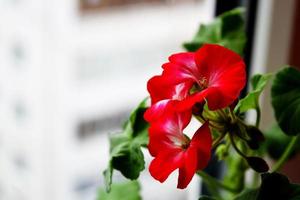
top-left (144, 44), bottom-right (246, 189)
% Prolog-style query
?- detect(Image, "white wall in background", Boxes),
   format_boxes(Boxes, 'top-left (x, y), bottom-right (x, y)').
top-left (0, 0), bottom-right (215, 199)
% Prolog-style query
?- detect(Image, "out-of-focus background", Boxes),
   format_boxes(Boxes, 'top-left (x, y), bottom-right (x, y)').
top-left (0, 0), bottom-right (299, 200)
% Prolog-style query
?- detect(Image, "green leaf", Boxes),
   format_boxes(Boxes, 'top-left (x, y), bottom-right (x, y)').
top-left (215, 144), bottom-right (228, 160)
top-left (103, 163), bottom-right (113, 192)
top-left (290, 184), bottom-right (300, 200)
top-left (264, 124), bottom-right (300, 159)
top-left (223, 151), bottom-right (247, 193)
top-left (111, 141), bottom-right (145, 179)
top-left (98, 181), bottom-right (141, 200)
top-left (183, 8), bottom-right (246, 55)
top-left (103, 98), bottom-right (149, 192)
top-left (234, 173), bottom-right (300, 200)
top-left (271, 67), bottom-right (300, 135)
top-left (124, 98), bottom-right (149, 146)
top-left (234, 189), bottom-right (259, 200)
top-left (198, 196), bottom-right (217, 200)
top-left (257, 173), bottom-right (292, 200)
top-left (235, 73), bottom-right (272, 113)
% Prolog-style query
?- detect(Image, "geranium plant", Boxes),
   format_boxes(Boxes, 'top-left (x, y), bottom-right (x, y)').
top-left (98, 8), bottom-right (300, 200)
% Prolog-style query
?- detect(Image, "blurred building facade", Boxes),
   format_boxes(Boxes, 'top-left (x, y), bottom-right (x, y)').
top-left (0, 0), bottom-right (215, 200)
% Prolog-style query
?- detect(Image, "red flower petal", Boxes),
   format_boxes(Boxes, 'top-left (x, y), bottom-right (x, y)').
top-left (175, 87), bottom-right (212, 111)
top-left (147, 75), bottom-right (172, 104)
top-left (194, 44), bottom-right (246, 110)
top-left (162, 52), bottom-right (199, 84)
top-left (149, 148), bottom-right (183, 183)
top-left (168, 52), bottom-right (196, 68)
top-left (190, 122), bottom-right (212, 170)
top-left (147, 110), bottom-right (192, 156)
top-left (148, 125), bottom-right (174, 156)
top-left (177, 147), bottom-right (198, 189)
top-left (177, 122), bottom-right (212, 189)
top-left (147, 75), bottom-right (193, 106)
top-left (148, 110), bottom-right (212, 189)
top-left (144, 99), bottom-right (172, 123)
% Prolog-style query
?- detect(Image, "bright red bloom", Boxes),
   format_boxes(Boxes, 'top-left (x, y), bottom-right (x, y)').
top-left (148, 110), bottom-right (212, 189)
top-left (144, 44), bottom-right (245, 189)
top-left (145, 44), bottom-right (246, 122)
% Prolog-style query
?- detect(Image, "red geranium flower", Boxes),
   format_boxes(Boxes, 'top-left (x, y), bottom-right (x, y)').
top-left (145, 44), bottom-right (246, 121)
top-left (148, 109), bottom-right (212, 189)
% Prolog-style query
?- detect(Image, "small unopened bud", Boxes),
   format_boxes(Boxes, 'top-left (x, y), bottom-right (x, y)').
top-left (247, 156), bottom-right (269, 173)
top-left (247, 126), bottom-right (265, 142)
top-left (247, 139), bottom-right (260, 150)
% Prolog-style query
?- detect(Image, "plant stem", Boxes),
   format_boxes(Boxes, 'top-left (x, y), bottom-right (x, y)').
top-left (197, 171), bottom-right (239, 193)
top-left (212, 133), bottom-right (226, 149)
top-left (272, 135), bottom-right (300, 172)
top-left (229, 134), bottom-right (247, 159)
top-left (228, 107), bottom-right (236, 122)
top-left (255, 103), bottom-right (261, 128)
top-left (217, 109), bottom-right (227, 120)
top-left (252, 104), bottom-right (262, 187)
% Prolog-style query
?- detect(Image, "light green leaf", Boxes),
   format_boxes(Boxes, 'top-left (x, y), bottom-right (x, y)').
top-left (103, 98), bottom-right (149, 192)
top-left (183, 8), bottom-right (246, 55)
top-left (234, 189), bottom-right (259, 200)
top-left (271, 67), bottom-right (300, 135)
top-left (235, 73), bottom-right (272, 113)
top-left (98, 181), bottom-right (141, 200)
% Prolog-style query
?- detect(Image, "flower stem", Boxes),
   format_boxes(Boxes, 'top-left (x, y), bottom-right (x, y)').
top-left (229, 133), bottom-right (247, 159)
top-left (272, 135), bottom-right (300, 172)
top-left (197, 171), bottom-right (239, 194)
top-left (228, 107), bottom-right (236, 122)
top-left (212, 133), bottom-right (226, 149)
top-left (217, 109), bottom-right (227, 120)
top-left (255, 104), bottom-right (261, 128)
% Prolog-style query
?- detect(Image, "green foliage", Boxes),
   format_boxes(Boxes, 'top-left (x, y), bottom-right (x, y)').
top-left (215, 144), bottom-right (228, 160)
top-left (234, 173), bottom-right (300, 200)
top-left (290, 184), bottom-right (300, 200)
top-left (110, 136), bottom-right (145, 178)
top-left (235, 73), bottom-right (272, 114)
top-left (271, 67), bottom-right (300, 135)
top-left (234, 189), bottom-right (259, 200)
top-left (98, 181), bottom-right (141, 200)
top-left (103, 163), bottom-right (113, 192)
top-left (223, 152), bottom-right (247, 193)
top-left (183, 8), bottom-right (246, 55)
top-left (103, 99), bottom-right (149, 192)
top-left (198, 196), bottom-right (217, 200)
top-left (264, 124), bottom-right (300, 159)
